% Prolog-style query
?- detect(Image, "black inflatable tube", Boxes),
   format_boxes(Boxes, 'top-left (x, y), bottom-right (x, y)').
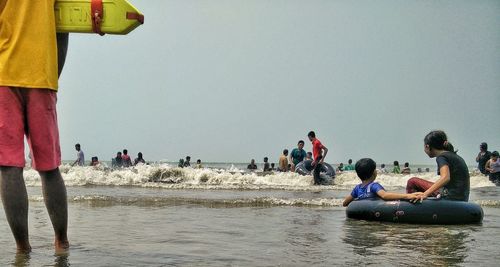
top-left (295, 160), bottom-right (335, 177)
top-left (346, 198), bottom-right (483, 225)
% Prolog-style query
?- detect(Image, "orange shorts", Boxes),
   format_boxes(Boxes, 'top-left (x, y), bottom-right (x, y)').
top-left (0, 87), bottom-right (60, 171)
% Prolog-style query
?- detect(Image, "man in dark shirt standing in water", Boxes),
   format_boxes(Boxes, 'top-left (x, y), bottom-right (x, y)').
top-left (308, 131), bottom-right (328, 185)
top-left (476, 142), bottom-right (491, 175)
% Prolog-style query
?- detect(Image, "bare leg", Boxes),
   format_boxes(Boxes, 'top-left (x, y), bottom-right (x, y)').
top-left (0, 167), bottom-right (31, 252)
top-left (39, 168), bottom-right (69, 252)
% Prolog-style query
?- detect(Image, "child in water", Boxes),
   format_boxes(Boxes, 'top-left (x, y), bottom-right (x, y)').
top-left (406, 130), bottom-right (470, 202)
top-left (401, 162), bottom-right (411, 174)
top-left (392, 161), bottom-right (401, 174)
top-left (485, 151), bottom-right (500, 183)
top-left (343, 158), bottom-right (421, 206)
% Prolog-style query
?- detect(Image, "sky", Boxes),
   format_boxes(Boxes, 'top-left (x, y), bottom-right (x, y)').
top-left (57, 0), bottom-right (500, 165)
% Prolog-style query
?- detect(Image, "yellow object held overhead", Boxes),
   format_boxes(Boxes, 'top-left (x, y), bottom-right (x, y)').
top-left (55, 0), bottom-right (144, 35)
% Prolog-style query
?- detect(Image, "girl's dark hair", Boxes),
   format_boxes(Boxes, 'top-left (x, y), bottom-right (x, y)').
top-left (393, 161), bottom-right (399, 166)
top-left (424, 130), bottom-right (456, 153)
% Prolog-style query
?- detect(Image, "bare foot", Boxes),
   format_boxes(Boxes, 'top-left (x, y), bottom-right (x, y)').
top-left (16, 243), bottom-right (32, 254)
top-left (55, 239), bottom-right (70, 255)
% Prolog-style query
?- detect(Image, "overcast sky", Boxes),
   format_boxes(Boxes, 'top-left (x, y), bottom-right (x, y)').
top-left (56, 0), bottom-right (500, 165)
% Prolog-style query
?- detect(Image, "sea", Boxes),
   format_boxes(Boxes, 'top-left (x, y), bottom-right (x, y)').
top-left (1, 162), bottom-right (499, 266)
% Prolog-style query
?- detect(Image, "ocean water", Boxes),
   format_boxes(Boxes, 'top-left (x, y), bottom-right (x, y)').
top-left (1, 163), bottom-right (499, 266)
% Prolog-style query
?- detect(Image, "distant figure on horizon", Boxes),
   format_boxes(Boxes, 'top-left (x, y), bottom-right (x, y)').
top-left (247, 159), bottom-right (257, 170)
top-left (279, 149), bottom-right (289, 172)
top-left (401, 162), bottom-right (411, 174)
top-left (113, 152), bottom-right (123, 168)
top-left (122, 149), bottom-right (132, 167)
top-left (72, 143), bottom-right (85, 167)
top-left (263, 157), bottom-right (271, 172)
top-left (379, 163), bottom-right (388, 173)
top-left (392, 161), bottom-right (401, 174)
top-left (178, 158), bottom-right (185, 168)
top-left (308, 131), bottom-right (329, 185)
top-left (90, 156), bottom-right (100, 167)
top-left (183, 156), bottom-right (191, 167)
top-left (337, 163), bottom-right (344, 173)
top-left (134, 152), bottom-right (146, 165)
top-left (476, 142), bottom-right (491, 175)
top-left (344, 159), bottom-right (354, 171)
top-left (196, 159), bottom-right (203, 169)
top-left (290, 140), bottom-right (307, 172)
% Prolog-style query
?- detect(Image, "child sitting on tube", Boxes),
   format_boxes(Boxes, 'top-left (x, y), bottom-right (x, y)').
top-left (343, 158), bottom-right (421, 206)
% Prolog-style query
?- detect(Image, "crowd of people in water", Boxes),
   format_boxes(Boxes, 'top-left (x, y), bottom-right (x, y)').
top-left (70, 144), bottom-right (147, 168)
top-left (69, 132), bottom-right (499, 187)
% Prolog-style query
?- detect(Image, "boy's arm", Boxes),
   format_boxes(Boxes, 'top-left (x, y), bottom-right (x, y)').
top-left (343, 195), bottom-right (354, 207)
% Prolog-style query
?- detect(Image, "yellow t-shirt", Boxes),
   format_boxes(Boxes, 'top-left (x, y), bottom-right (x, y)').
top-left (0, 0), bottom-right (59, 90)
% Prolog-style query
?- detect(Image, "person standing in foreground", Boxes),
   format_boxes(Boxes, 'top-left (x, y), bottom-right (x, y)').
top-left (71, 143), bottom-right (85, 166)
top-left (0, 0), bottom-right (69, 253)
top-left (307, 131), bottom-right (328, 185)
top-left (406, 130), bottom-right (470, 202)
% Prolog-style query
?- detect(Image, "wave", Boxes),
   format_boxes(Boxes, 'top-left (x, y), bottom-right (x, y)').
top-left (22, 163), bottom-right (497, 190)
top-left (25, 194), bottom-right (500, 208)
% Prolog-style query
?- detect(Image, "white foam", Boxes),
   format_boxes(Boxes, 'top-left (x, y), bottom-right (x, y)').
top-left (22, 164), bottom-right (496, 190)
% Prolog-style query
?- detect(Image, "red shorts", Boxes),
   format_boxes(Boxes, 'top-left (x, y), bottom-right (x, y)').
top-left (0, 87), bottom-right (60, 171)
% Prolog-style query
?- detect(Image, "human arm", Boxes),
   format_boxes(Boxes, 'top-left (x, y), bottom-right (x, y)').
top-left (320, 147), bottom-right (328, 163)
top-left (56, 33), bottom-right (69, 77)
top-left (343, 195), bottom-right (354, 207)
top-left (71, 155), bottom-right (80, 166)
top-left (288, 151), bottom-right (294, 169)
top-left (476, 152), bottom-right (482, 163)
top-left (485, 160), bottom-right (492, 173)
top-left (410, 165), bottom-right (450, 203)
top-left (377, 190), bottom-right (422, 201)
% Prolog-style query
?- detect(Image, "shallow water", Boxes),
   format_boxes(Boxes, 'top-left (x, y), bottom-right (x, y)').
top-left (1, 165), bottom-right (500, 266)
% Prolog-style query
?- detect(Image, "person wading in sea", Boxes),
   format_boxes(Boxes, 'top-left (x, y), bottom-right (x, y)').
top-left (307, 131), bottom-right (328, 185)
